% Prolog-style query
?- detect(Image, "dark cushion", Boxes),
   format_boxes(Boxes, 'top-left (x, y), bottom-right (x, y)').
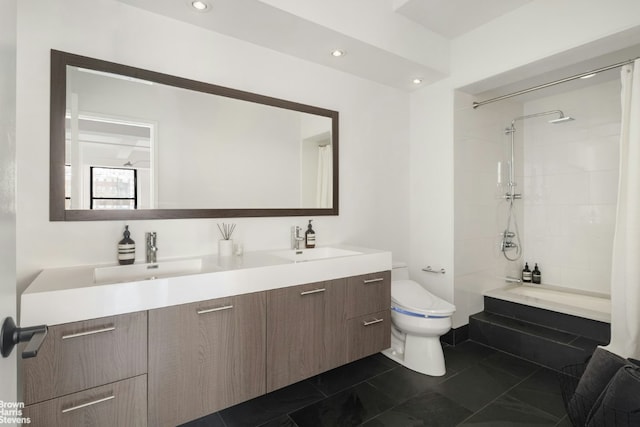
top-left (586, 365), bottom-right (640, 426)
top-left (567, 348), bottom-right (628, 426)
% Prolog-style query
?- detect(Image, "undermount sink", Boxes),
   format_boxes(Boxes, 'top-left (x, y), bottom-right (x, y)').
top-left (94, 258), bottom-right (203, 283)
top-left (271, 247), bottom-right (363, 263)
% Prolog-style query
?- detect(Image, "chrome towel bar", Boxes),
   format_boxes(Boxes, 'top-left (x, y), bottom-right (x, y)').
top-left (422, 266), bottom-right (446, 275)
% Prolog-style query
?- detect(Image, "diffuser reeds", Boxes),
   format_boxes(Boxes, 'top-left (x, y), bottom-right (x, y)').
top-left (217, 223), bottom-right (236, 240)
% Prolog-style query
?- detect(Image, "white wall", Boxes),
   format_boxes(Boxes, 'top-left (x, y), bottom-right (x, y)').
top-left (522, 80), bottom-right (621, 294)
top-left (0, 0), bottom-right (18, 413)
top-left (15, 0), bottom-right (410, 295)
top-left (408, 80), bottom-right (455, 303)
top-left (452, 92), bottom-right (523, 328)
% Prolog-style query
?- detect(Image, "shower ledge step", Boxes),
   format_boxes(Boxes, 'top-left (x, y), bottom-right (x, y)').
top-left (469, 311), bottom-right (605, 371)
top-left (483, 295), bottom-right (610, 343)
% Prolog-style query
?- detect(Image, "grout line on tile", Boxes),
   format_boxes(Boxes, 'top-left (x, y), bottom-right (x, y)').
top-left (454, 367), bottom-right (541, 426)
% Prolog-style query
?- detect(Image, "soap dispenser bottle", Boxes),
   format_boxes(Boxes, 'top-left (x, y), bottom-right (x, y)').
top-left (522, 262), bottom-right (532, 283)
top-left (305, 220), bottom-right (316, 248)
top-left (118, 225), bottom-right (136, 265)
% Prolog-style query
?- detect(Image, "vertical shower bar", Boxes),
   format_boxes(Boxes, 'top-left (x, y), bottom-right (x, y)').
top-left (509, 124), bottom-right (515, 194)
top-left (504, 123), bottom-right (517, 201)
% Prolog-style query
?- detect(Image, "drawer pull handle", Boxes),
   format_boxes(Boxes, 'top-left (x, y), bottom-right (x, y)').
top-left (363, 318), bottom-right (384, 326)
top-left (300, 288), bottom-right (326, 296)
top-left (61, 395), bottom-right (115, 413)
top-left (363, 278), bottom-right (384, 284)
top-left (197, 305), bottom-right (234, 315)
top-left (62, 326), bottom-right (115, 340)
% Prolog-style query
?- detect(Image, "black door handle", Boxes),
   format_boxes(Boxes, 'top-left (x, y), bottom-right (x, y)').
top-left (1, 317), bottom-right (48, 358)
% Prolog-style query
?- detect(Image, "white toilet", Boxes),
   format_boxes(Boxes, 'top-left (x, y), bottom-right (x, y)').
top-left (382, 263), bottom-right (456, 376)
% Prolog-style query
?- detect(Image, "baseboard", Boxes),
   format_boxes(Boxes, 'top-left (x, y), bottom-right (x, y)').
top-left (440, 324), bottom-right (469, 346)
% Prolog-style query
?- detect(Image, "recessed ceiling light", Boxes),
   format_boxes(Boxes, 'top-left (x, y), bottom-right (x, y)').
top-left (331, 49), bottom-right (346, 57)
top-left (412, 78), bottom-right (423, 85)
top-left (191, 1), bottom-right (209, 11)
top-left (580, 73), bottom-right (597, 79)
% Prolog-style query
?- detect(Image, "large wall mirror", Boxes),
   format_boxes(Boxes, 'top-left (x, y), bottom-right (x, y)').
top-left (50, 50), bottom-right (339, 221)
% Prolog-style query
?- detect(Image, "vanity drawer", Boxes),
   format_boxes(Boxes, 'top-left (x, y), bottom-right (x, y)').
top-left (23, 311), bottom-right (147, 405)
top-left (347, 309), bottom-right (391, 361)
top-left (346, 271), bottom-right (391, 318)
top-left (23, 374), bottom-right (147, 427)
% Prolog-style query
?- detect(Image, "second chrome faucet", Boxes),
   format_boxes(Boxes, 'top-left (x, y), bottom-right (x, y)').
top-left (146, 232), bottom-right (158, 263)
top-left (291, 226), bottom-right (304, 250)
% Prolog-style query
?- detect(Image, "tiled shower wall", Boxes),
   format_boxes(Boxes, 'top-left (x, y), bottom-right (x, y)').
top-left (522, 79), bottom-right (621, 295)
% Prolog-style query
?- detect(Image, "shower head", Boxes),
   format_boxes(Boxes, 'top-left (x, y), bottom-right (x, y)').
top-left (509, 110), bottom-right (575, 129)
top-left (548, 114), bottom-right (574, 124)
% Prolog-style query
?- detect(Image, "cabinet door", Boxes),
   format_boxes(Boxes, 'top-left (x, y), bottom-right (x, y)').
top-left (148, 292), bottom-right (266, 427)
top-left (266, 279), bottom-right (347, 392)
top-left (23, 374), bottom-right (147, 427)
top-left (346, 271), bottom-right (391, 318)
top-left (22, 311), bottom-right (147, 405)
top-left (348, 310), bottom-right (391, 362)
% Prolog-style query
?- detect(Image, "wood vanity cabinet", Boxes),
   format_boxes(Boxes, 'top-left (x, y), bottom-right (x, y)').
top-left (22, 374), bottom-right (147, 427)
top-left (21, 311), bottom-right (148, 427)
top-left (266, 278), bottom-right (348, 392)
top-left (21, 269), bottom-right (390, 426)
top-left (346, 271), bottom-right (391, 361)
top-left (147, 292), bottom-right (266, 427)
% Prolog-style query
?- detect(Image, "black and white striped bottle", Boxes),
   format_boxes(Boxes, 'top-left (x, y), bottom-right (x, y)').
top-left (118, 225), bottom-right (136, 265)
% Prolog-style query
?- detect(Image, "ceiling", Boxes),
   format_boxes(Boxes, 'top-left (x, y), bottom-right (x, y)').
top-left (117, 0), bottom-right (537, 91)
top-left (394, 0), bottom-right (533, 39)
top-left (118, 0), bottom-right (640, 96)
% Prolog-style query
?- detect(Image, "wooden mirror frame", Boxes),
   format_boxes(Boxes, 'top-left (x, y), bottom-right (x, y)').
top-left (50, 50), bottom-right (339, 221)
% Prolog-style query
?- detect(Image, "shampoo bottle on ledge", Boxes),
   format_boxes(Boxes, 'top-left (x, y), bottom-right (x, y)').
top-left (522, 262), bottom-right (532, 283)
top-left (532, 263), bottom-right (541, 284)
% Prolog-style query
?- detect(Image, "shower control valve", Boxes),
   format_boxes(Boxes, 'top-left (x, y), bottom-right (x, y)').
top-left (501, 240), bottom-right (519, 251)
top-left (503, 193), bottom-right (522, 200)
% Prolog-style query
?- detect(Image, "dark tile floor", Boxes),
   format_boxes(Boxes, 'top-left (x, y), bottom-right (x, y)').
top-left (183, 341), bottom-right (571, 427)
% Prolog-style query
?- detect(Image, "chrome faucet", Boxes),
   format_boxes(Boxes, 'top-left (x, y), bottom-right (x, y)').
top-left (291, 226), bottom-right (304, 250)
top-left (146, 232), bottom-right (158, 263)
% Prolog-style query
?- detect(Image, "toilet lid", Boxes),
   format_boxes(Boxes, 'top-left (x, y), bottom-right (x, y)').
top-left (391, 280), bottom-right (456, 317)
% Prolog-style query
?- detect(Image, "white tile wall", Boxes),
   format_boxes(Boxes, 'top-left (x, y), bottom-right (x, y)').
top-left (522, 79), bottom-right (620, 295)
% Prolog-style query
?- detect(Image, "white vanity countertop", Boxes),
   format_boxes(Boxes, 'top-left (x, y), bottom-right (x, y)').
top-left (21, 245), bottom-right (392, 327)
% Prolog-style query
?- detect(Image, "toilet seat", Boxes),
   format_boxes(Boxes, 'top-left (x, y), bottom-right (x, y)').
top-left (391, 280), bottom-right (455, 318)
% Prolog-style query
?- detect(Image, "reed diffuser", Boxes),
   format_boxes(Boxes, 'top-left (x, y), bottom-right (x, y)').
top-left (217, 223), bottom-right (236, 257)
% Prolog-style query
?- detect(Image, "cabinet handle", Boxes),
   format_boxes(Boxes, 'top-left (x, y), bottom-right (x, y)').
top-left (61, 325), bottom-right (115, 340)
top-left (61, 395), bottom-right (115, 413)
top-left (300, 288), bottom-right (326, 296)
top-left (363, 278), bottom-right (384, 284)
top-left (363, 318), bottom-right (384, 326)
top-left (197, 305), bottom-right (234, 315)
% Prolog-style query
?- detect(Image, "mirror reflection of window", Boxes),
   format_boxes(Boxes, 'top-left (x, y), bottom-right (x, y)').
top-left (64, 164), bottom-right (72, 209)
top-left (90, 167), bottom-right (137, 210)
top-left (64, 112), bottom-right (154, 210)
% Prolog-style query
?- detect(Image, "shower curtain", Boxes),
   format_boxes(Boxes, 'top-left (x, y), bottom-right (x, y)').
top-left (316, 145), bottom-right (332, 208)
top-left (604, 59), bottom-right (640, 359)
